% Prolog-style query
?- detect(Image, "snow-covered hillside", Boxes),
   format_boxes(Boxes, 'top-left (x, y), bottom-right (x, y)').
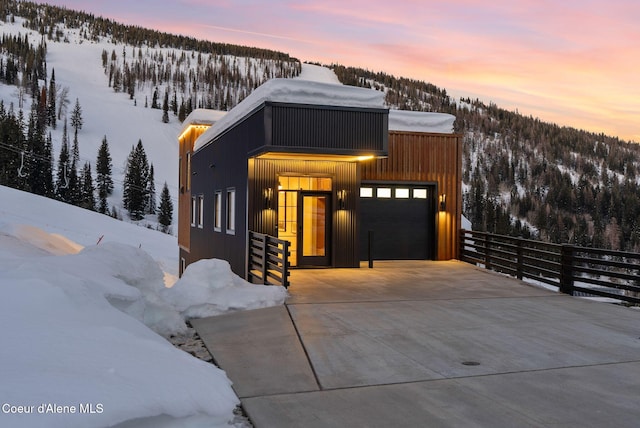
top-left (0, 18), bottom-right (181, 222)
top-left (0, 185), bottom-right (287, 427)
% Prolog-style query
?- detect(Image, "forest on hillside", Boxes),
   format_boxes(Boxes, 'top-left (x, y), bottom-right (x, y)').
top-left (331, 65), bottom-right (640, 252)
top-left (0, 0), bottom-right (639, 252)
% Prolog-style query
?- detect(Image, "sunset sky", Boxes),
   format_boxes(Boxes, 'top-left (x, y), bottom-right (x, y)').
top-left (32, 0), bottom-right (639, 142)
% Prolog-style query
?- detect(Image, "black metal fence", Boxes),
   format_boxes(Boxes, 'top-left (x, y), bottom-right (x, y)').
top-left (247, 231), bottom-right (290, 288)
top-left (460, 229), bottom-right (640, 305)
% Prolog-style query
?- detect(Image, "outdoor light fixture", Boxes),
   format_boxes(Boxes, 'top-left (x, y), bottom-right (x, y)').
top-left (337, 189), bottom-right (346, 210)
top-left (439, 194), bottom-right (447, 212)
top-left (264, 187), bottom-right (273, 209)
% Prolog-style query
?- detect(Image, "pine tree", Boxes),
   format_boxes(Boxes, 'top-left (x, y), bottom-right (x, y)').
top-left (123, 140), bottom-right (150, 220)
top-left (70, 98), bottom-right (83, 134)
top-left (79, 161), bottom-right (95, 211)
top-left (96, 135), bottom-right (113, 214)
top-left (158, 182), bottom-right (173, 233)
top-left (162, 90), bottom-right (169, 123)
top-left (68, 130), bottom-right (81, 205)
top-left (147, 163), bottom-right (156, 214)
top-left (26, 102), bottom-right (52, 196)
top-left (151, 87), bottom-right (159, 109)
top-left (55, 122), bottom-right (71, 202)
top-left (48, 68), bottom-right (56, 128)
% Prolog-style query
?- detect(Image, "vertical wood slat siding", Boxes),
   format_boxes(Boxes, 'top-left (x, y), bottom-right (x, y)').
top-left (178, 126), bottom-right (210, 251)
top-left (270, 105), bottom-right (387, 153)
top-left (360, 131), bottom-right (463, 260)
top-left (250, 158), bottom-right (359, 268)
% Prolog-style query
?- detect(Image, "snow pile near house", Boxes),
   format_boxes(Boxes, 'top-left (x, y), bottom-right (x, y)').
top-left (0, 185), bottom-right (289, 427)
top-left (195, 78), bottom-right (386, 150)
top-left (0, 241), bottom-right (238, 428)
top-left (165, 258), bottom-right (288, 319)
top-left (389, 109), bottom-right (456, 134)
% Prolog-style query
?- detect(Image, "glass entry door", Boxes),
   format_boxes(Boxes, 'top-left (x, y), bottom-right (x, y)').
top-left (298, 192), bottom-right (331, 266)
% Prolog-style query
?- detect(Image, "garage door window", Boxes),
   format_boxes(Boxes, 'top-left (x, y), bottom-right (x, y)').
top-left (377, 188), bottom-right (391, 198)
top-left (395, 188), bottom-right (410, 199)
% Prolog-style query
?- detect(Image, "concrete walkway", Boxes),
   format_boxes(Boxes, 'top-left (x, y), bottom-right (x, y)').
top-left (193, 260), bottom-right (640, 427)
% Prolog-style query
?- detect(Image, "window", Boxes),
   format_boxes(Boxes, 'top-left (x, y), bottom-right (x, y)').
top-left (360, 187), bottom-right (373, 198)
top-left (186, 152), bottom-right (191, 191)
top-left (413, 189), bottom-right (428, 199)
top-left (395, 188), bottom-right (410, 199)
top-left (226, 189), bottom-right (236, 234)
top-left (180, 258), bottom-right (186, 276)
top-left (377, 188), bottom-right (391, 198)
top-left (197, 195), bottom-right (204, 228)
top-left (179, 156), bottom-right (183, 191)
top-left (214, 191), bottom-right (222, 231)
top-left (190, 196), bottom-right (197, 226)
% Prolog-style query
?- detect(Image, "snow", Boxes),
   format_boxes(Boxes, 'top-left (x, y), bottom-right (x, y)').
top-left (0, 185), bottom-right (287, 427)
top-left (165, 258), bottom-right (287, 319)
top-left (389, 109), bottom-right (456, 134)
top-left (195, 77), bottom-right (386, 151)
top-left (295, 63), bottom-right (342, 84)
top-left (179, 108), bottom-right (227, 138)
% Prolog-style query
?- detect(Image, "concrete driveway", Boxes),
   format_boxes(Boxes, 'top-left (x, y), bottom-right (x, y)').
top-left (193, 260), bottom-right (640, 427)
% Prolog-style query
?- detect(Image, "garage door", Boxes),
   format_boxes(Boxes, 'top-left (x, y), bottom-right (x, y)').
top-left (359, 184), bottom-right (436, 260)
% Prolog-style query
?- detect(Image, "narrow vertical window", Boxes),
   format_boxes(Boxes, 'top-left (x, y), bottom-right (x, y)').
top-left (178, 156), bottom-right (183, 191)
top-left (214, 191), bottom-right (222, 231)
top-left (226, 188), bottom-right (236, 234)
top-left (197, 195), bottom-right (204, 228)
top-left (186, 152), bottom-right (191, 191)
top-left (190, 196), bottom-right (196, 226)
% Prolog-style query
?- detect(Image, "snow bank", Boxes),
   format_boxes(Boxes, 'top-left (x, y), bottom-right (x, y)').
top-left (195, 78), bottom-right (386, 150)
top-left (389, 109), bottom-right (456, 134)
top-left (0, 187), bottom-right (290, 427)
top-left (0, 241), bottom-right (239, 428)
top-left (164, 259), bottom-right (288, 319)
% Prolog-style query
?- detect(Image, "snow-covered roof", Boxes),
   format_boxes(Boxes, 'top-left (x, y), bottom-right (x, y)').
top-left (388, 110), bottom-right (456, 134)
top-left (179, 109), bottom-right (227, 138)
top-left (194, 78), bottom-right (386, 151)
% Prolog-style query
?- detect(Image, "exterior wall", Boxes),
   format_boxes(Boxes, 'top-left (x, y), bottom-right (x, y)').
top-left (188, 110), bottom-right (266, 278)
top-left (360, 131), bottom-right (463, 260)
top-left (249, 158), bottom-right (360, 268)
top-left (178, 125), bottom-right (211, 272)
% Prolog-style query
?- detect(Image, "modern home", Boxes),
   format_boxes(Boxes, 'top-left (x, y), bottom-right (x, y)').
top-left (177, 78), bottom-right (462, 279)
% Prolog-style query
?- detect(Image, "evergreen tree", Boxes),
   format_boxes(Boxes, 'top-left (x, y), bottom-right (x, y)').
top-left (68, 130), bottom-right (81, 205)
top-left (48, 68), bottom-right (56, 128)
top-left (70, 98), bottom-right (83, 134)
top-left (147, 163), bottom-right (156, 214)
top-left (151, 87), bottom-right (159, 109)
top-left (26, 102), bottom-right (52, 196)
top-left (162, 90), bottom-right (169, 123)
top-left (96, 135), bottom-right (113, 214)
top-left (123, 140), bottom-right (150, 220)
top-left (55, 122), bottom-right (71, 202)
top-left (79, 161), bottom-right (95, 211)
top-left (158, 182), bottom-right (173, 233)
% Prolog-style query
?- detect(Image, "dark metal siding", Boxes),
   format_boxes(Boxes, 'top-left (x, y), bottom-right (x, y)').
top-left (188, 109), bottom-right (266, 277)
top-left (267, 103), bottom-right (388, 155)
top-left (250, 158), bottom-right (359, 268)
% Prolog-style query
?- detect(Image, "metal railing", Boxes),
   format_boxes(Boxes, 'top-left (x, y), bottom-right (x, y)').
top-left (247, 231), bottom-right (290, 288)
top-left (460, 229), bottom-right (640, 305)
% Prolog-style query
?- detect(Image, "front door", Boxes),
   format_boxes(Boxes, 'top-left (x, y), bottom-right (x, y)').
top-left (298, 192), bottom-right (331, 267)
